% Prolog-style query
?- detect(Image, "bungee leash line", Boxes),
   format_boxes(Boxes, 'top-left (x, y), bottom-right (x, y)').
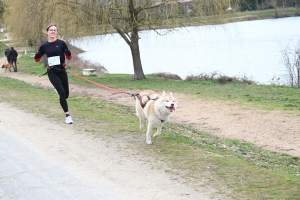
top-left (67, 71), bottom-right (139, 98)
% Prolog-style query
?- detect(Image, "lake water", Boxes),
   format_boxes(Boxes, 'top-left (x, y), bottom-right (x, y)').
top-left (70, 17), bottom-right (300, 85)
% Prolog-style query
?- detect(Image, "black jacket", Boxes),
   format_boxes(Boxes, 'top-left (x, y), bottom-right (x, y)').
top-left (8, 49), bottom-right (18, 60)
top-left (4, 48), bottom-right (10, 57)
top-left (34, 39), bottom-right (72, 72)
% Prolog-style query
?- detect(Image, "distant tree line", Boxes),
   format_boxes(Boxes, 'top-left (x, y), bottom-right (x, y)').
top-left (240, 0), bottom-right (300, 14)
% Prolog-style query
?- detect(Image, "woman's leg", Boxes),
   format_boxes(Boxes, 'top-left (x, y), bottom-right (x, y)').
top-left (59, 72), bottom-right (69, 100)
top-left (58, 72), bottom-right (73, 124)
top-left (48, 71), bottom-right (69, 113)
top-left (14, 59), bottom-right (17, 71)
top-left (12, 60), bottom-right (17, 72)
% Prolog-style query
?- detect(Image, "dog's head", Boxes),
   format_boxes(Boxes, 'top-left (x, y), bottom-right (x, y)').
top-left (158, 91), bottom-right (177, 113)
top-left (2, 64), bottom-right (11, 68)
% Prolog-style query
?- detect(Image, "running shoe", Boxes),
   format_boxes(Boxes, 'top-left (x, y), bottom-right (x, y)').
top-left (65, 116), bottom-right (73, 124)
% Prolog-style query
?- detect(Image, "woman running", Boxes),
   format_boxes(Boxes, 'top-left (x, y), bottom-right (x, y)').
top-left (34, 22), bottom-right (73, 124)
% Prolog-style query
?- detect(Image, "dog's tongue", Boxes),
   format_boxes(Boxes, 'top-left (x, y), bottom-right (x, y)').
top-left (167, 106), bottom-right (176, 112)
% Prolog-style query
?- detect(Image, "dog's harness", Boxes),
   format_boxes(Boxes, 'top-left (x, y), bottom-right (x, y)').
top-left (133, 93), bottom-right (166, 123)
top-left (132, 94), bottom-right (159, 108)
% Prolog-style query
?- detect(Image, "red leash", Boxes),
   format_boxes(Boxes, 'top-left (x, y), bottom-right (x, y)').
top-left (67, 71), bottom-right (132, 95)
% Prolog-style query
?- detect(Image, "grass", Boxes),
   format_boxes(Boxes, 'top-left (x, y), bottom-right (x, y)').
top-left (0, 50), bottom-right (299, 199)
top-left (0, 38), bottom-right (9, 54)
top-left (18, 52), bottom-right (300, 114)
top-left (0, 75), bottom-right (299, 199)
top-left (0, 41), bottom-right (8, 51)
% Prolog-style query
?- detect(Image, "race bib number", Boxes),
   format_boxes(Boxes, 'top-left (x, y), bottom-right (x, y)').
top-left (48, 56), bottom-right (60, 66)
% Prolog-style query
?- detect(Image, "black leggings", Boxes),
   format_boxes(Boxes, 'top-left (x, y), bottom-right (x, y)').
top-left (10, 59), bottom-right (17, 68)
top-left (48, 71), bottom-right (69, 112)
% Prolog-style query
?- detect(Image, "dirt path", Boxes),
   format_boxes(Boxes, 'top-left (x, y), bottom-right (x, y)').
top-left (1, 101), bottom-right (219, 199)
top-left (1, 56), bottom-right (300, 157)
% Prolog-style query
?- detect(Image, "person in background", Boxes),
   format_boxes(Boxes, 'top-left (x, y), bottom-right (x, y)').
top-left (34, 22), bottom-right (73, 124)
top-left (8, 47), bottom-right (18, 72)
top-left (4, 48), bottom-right (10, 64)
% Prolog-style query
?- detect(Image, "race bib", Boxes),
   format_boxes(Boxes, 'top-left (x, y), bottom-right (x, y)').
top-left (48, 56), bottom-right (60, 66)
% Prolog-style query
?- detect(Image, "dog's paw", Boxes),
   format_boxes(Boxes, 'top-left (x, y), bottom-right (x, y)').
top-left (153, 132), bottom-right (160, 138)
top-left (146, 140), bottom-right (152, 145)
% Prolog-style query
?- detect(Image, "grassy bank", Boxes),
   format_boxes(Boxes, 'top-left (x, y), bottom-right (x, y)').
top-left (19, 50), bottom-right (300, 114)
top-left (0, 50), bottom-right (299, 199)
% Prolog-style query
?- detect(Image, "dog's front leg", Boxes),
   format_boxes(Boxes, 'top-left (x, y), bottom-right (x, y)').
top-left (153, 123), bottom-right (163, 138)
top-left (146, 122), bottom-right (153, 144)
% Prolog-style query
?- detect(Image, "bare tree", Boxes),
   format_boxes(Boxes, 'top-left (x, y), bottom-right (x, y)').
top-left (295, 0), bottom-right (300, 15)
top-left (4, 0), bottom-right (240, 80)
top-left (256, 0), bottom-right (261, 10)
top-left (282, 40), bottom-right (300, 87)
top-left (268, 0), bottom-right (279, 17)
top-left (255, 0), bottom-right (268, 10)
top-left (282, 0), bottom-right (287, 15)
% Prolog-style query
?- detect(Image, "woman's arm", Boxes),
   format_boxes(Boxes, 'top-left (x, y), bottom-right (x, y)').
top-left (34, 45), bottom-right (44, 62)
top-left (34, 52), bottom-right (43, 62)
top-left (62, 41), bottom-right (72, 60)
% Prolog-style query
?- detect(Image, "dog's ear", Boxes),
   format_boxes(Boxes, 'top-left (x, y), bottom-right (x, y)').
top-left (161, 91), bottom-right (166, 96)
top-left (170, 92), bottom-right (173, 96)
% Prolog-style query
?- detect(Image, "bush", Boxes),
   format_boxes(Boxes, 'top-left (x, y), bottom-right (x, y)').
top-left (153, 72), bottom-right (182, 80)
top-left (185, 72), bottom-right (256, 84)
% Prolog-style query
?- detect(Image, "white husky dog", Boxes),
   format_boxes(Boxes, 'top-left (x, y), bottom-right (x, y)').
top-left (135, 90), bottom-right (177, 144)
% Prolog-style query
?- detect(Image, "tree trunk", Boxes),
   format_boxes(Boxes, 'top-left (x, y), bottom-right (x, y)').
top-left (130, 41), bottom-right (145, 80)
top-left (274, 0), bottom-right (278, 18)
top-left (256, 0), bottom-right (260, 10)
top-left (130, 20), bottom-right (145, 80)
top-left (297, 53), bottom-right (300, 87)
top-left (127, 0), bottom-right (145, 80)
top-left (115, 26), bottom-right (146, 80)
top-left (282, 0), bottom-right (286, 16)
top-left (297, 68), bottom-right (300, 87)
top-left (296, 0), bottom-right (299, 15)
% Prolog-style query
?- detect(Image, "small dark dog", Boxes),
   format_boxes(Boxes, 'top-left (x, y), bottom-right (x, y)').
top-left (1, 63), bottom-right (12, 73)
